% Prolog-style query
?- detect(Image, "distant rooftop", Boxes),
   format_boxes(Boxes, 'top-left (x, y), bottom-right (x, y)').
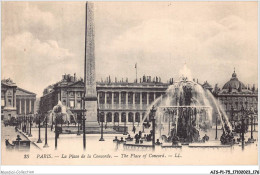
top-left (1, 78), bottom-right (17, 87)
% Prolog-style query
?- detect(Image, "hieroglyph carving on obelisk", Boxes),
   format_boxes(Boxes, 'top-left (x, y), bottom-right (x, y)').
top-left (84, 2), bottom-right (97, 122)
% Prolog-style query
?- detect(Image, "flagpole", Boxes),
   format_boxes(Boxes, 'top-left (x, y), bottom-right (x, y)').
top-left (135, 63), bottom-right (137, 83)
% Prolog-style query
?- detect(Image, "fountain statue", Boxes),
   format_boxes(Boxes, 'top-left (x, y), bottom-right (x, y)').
top-left (140, 64), bottom-right (233, 144)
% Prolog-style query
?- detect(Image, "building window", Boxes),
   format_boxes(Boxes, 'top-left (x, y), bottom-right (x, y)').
top-left (69, 100), bottom-right (74, 107)
top-left (77, 100), bottom-right (81, 109)
top-left (1, 99), bottom-right (5, 107)
top-left (62, 100), bottom-right (66, 106)
top-left (135, 93), bottom-right (140, 104)
top-left (8, 99), bottom-right (12, 106)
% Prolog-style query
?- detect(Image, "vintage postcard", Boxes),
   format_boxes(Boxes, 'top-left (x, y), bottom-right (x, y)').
top-left (1, 1), bottom-right (258, 167)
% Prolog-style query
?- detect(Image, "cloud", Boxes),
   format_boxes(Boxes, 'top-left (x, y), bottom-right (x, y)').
top-left (2, 2), bottom-right (56, 40)
top-left (1, 2), bottom-right (258, 96)
top-left (96, 14), bottom-right (257, 87)
top-left (2, 32), bottom-right (73, 96)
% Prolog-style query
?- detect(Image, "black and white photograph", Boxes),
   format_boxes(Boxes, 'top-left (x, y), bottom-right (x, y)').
top-left (0, 1), bottom-right (259, 172)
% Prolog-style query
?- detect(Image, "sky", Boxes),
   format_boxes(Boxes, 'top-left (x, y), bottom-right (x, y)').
top-left (2, 1), bottom-right (258, 97)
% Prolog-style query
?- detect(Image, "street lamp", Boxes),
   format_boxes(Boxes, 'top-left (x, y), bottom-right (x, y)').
top-left (254, 109), bottom-right (257, 131)
top-left (77, 114), bottom-right (81, 136)
top-left (28, 114), bottom-right (32, 137)
top-left (168, 110), bottom-right (171, 136)
top-left (150, 105), bottom-right (156, 150)
top-left (37, 113), bottom-right (42, 143)
top-left (51, 113), bottom-right (53, 131)
top-left (24, 115), bottom-right (26, 133)
top-left (19, 115), bottom-right (22, 130)
top-left (55, 114), bottom-right (58, 150)
top-left (43, 114), bottom-right (49, 148)
top-left (240, 105), bottom-right (245, 149)
top-left (24, 115), bottom-right (27, 134)
top-left (247, 108), bottom-right (254, 141)
top-left (123, 113), bottom-right (127, 135)
top-left (26, 115), bottom-right (29, 135)
top-left (53, 105), bottom-right (61, 150)
top-left (21, 115), bottom-right (24, 130)
top-left (215, 113), bottom-right (218, 140)
top-left (99, 108), bottom-right (105, 141)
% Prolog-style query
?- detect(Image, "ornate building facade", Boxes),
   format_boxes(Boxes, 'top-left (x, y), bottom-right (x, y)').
top-left (1, 79), bottom-right (36, 121)
top-left (39, 74), bottom-right (170, 125)
top-left (213, 70), bottom-right (258, 122)
top-left (40, 71), bottom-right (258, 126)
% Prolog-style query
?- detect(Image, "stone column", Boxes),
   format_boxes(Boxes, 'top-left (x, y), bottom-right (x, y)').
top-left (126, 92), bottom-right (128, 109)
top-left (126, 112), bottom-right (129, 124)
top-left (5, 91), bottom-right (7, 107)
top-left (19, 99), bottom-right (22, 114)
top-left (147, 92), bottom-right (149, 106)
top-left (111, 112), bottom-right (114, 123)
top-left (13, 89), bottom-right (16, 108)
top-left (118, 112), bottom-right (121, 123)
top-left (66, 91), bottom-right (69, 107)
top-left (111, 91), bottom-right (114, 109)
top-left (25, 99), bottom-right (27, 114)
top-left (97, 92), bottom-right (100, 106)
top-left (74, 91), bottom-right (77, 108)
top-left (133, 92), bottom-right (135, 109)
top-left (58, 92), bottom-right (60, 102)
top-left (154, 92), bottom-right (156, 101)
top-left (104, 92), bottom-right (107, 108)
top-left (29, 99), bottom-right (32, 113)
top-left (119, 91), bottom-right (121, 109)
top-left (140, 92), bottom-right (142, 109)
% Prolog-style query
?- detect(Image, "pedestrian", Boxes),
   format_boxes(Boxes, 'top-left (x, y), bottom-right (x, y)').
top-left (132, 126), bottom-right (136, 134)
top-left (16, 135), bottom-right (22, 142)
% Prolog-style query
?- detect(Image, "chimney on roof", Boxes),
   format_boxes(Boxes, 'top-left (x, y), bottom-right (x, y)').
top-left (74, 73), bottom-right (77, 81)
top-left (115, 77), bottom-right (117, 83)
top-left (197, 79), bottom-right (198, 83)
top-left (108, 75), bottom-right (111, 83)
top-left (252, 84), bottom-right (255, 92)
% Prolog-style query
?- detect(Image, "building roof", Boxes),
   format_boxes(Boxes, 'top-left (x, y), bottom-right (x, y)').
top-left (1, 78), bottom-right (17, 87)
top-left (16, 87), bottom-right (36, 96)
top-left (222, 70), bottom-right (247, 90)
top-left (202, 81), bottom-right (212, 89)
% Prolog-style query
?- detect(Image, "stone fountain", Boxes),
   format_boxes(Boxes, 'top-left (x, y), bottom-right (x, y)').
top-left (141, 65), bottom-right (233, 144)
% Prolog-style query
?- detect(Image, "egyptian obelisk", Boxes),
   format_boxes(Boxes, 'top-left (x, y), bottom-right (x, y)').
top-left (84, 2), bottom-right (97, 123)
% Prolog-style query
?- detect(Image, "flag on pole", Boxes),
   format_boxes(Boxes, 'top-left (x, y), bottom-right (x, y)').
top-left (135, 63), bottom-right (137, 82)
